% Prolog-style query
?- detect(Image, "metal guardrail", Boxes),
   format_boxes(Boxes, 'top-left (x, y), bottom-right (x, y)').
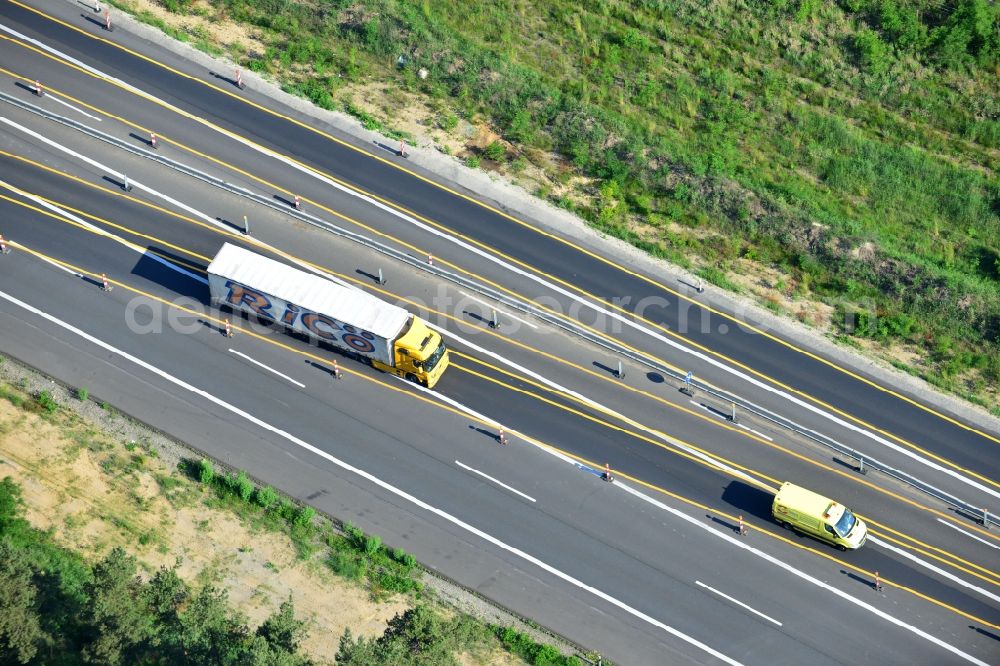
top-left (4, 91), bottom-right (994, 529)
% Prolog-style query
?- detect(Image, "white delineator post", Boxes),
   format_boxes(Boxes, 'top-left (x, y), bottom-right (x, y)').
top-left (0, 234), bottom-right (10, 255)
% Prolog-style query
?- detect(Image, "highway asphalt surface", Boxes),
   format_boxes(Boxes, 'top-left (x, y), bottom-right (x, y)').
top-left (0, 1), bottom-right (998, 664)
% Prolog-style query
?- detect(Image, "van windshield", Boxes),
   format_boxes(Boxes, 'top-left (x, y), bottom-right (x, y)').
top-left (834, 509), bottom-right (856, 538)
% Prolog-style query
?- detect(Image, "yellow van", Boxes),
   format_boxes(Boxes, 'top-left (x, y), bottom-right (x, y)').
top-left (772, 482), bottom-right (867, 550)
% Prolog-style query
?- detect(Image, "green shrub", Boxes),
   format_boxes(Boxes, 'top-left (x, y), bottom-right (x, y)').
top-left (483, 140), bottom-right (506, 161)
top-left (854, 28), bottom-right (891, 74)
top-left (231, 471), bottom-right (254, 502)
top-left (76, 387), bottom-right (89, 401)
top-left (37, 390), bottom-right (57, 414)
top-left (329, 550), bottom-right (366, 580)
top-left (293, 505), bottom-right (315, 527)
top-left (362, 533), bottom-right (381, 556)
top-left (198, 459), bottom-right (214, 485)
top-left (464, 155), bottom-right (481, 169)
top-left (255, 485), bottom-right (278, 509)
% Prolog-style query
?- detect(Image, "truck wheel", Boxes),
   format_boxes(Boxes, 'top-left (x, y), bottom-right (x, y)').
top-left (837, 544), bottom-right (848, 552)
top-left (405, 373), bottom-right (417, 383)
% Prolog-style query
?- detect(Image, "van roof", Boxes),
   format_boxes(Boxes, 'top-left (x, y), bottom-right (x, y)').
top-left (775, 482), bottom-right (843, 521)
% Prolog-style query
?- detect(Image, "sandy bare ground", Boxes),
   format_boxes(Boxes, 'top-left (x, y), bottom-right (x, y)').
top-left (0, 391), bottom-right (410, 663)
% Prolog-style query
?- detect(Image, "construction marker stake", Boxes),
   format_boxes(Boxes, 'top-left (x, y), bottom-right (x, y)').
top-left (874, 571), bottom-right (883, 592)
top-left (602, 464), bottom-right (614, 483)
top-left (427, 254), bottom-right (433, 266)
top-left (697, 278), bottom-right (704, 293)
top-left (617, 360), bottom-right (625, 380)
top-left (122, 174), bottom-right (132, 192)
top-left (235, 69), bottom-right (245, 90)
top-left (377, 268), bottom-right (385, 285)
top-left (730, 402), bottom-right (738, 423)
top-left (243, 215), bottom-right (250, 236)
top-left (100, 273), bottom-right (112, 292)
top-left (34, 80), bottom-right (43, 97)
top-left (0, 234), bottom-right (10, 255)
top-left (498, 428), bottom-right (507, 446)
top-left (149, 133), bottom-right (157, 149)
top-left (94, 2), bottom-right (101, 13)
top-left (293, 195), bottom-right (301, 210)
top-left (489, 309), bottom-right (498, 330)
top-left (738, 514), bottom-right (748, 536)
top-left (333, 360), bottom-right (342, 380)
top-left (398, 139), bottom-right (407, 158)
top-left (104, 10), bottom-right (112, 31)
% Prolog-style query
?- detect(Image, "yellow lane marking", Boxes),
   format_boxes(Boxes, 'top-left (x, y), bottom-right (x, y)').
top-left (5, 234), bottom-right (997, 631)
top-left (0, 191), bottom-right (204, 273)
top-left (866, 526), bottom-right (1000, 588)
top-left (453, 349), bottom-right (1000, 546)
top-left (7, 157), bottom-right (1000, 569)
top-left (449, 360), bottom-right (781, 491)
top-left (453, 351), bottom-right (1000, 579)
top-left (8, 150), bottom-right (1000, 586)
top-left (617, 469), bottom-right (1000, 631)
top-left (7, 27), bottom-right (993, 507)
top-left (12, 0), bottom-right (997, 456)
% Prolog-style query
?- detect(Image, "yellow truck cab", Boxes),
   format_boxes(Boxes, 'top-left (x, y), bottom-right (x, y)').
top-left (772, 482), bottom-right (867, 551)
top-left (377, 316), bottom-right (449, 388)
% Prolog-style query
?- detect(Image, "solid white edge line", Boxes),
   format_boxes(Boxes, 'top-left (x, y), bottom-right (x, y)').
top-left (612, 482), bottom-right (988, 666)
top-left (6, 19), bottom-right (991, 502)
top-left (455, 460), bottom-right (536, 502)
top-left (457, 290), bottom-right (538, 328)
top-left (935, 519), bottom-right (1000, 550)
top-left (694, 580), bottom-right (783, 627)
top-left (867, 536), bottom-right (1000, 604)
top-left (42, 91), bottom-right (102, 121)
top-left (0, 177), bottom-right (208, 285)
top-left (0, 287), bottom-right (741, 666)
top-left (228, 349), bottom-right (305, 388)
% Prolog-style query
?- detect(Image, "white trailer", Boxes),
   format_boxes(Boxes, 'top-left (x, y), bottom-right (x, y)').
top-left (207, 243), bottom-right (448, 387)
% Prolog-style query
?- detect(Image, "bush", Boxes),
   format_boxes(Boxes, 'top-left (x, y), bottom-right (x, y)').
top-left (293, 505), bottom-right (315, 527)
top-left (464, 155), bottom-right (481, 169)
top-left (362, 533), bottom-right (381, 556)
top-left (76, 387), bottom-right (89, 401)
top-left (231, 471), bottom-right (254, 502)
top-left (37, 390), bottom-right (57, 414)
top-left (854, 28), bottom-right (891, 74)
top-left (483, 140), bottom-right (506, 161)
top-left (198, 459), bottom-right (214, 485)
top-left (255, 485), bottom-right (278, 509)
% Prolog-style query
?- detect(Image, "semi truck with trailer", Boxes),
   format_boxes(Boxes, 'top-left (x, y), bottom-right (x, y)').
top-left (772, 482), bottom-right (867, 550)
top-left (208, 243), bottom-right (449, 388)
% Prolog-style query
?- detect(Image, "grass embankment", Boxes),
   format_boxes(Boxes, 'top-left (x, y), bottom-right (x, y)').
top-left (0, 369), bottom-right (586, 665)
top-left (108, 1), bottom-right (999, 411)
